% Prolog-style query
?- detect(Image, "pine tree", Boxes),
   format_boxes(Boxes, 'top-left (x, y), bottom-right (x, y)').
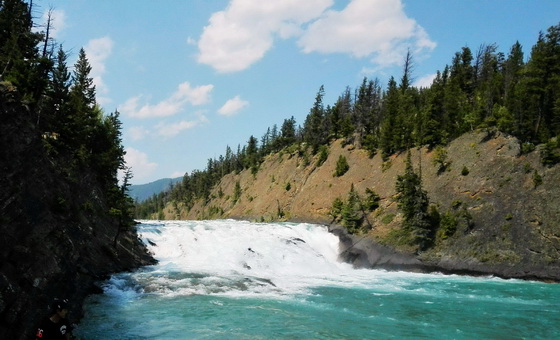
top-left (303, 85), bottom-right (327, 153)
top-left (503, 41), bottom-right (525, 137)
top-left (395, 151), bottom-right (432, 249)
top-left (279, 116), bottom-right (296, 148)
top-left (45, 46), bottom-right (71, 135)
top-left (380, 77), bottom-right (399, 158)
top-left (341, 184), bottom-right (362, 233)
top-left (0, 0), bottom-right (51, 102)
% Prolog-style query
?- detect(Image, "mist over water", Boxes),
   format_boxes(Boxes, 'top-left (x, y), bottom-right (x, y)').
top-left (75, 220), bottom-right (560, 339)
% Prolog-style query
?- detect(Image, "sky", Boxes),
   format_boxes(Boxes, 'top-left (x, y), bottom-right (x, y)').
top-left (34, 0), bottom-right (560, 185)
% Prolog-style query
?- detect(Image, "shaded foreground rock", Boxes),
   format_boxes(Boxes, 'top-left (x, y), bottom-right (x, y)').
top-left (0, 84), bottom-right (155, 340)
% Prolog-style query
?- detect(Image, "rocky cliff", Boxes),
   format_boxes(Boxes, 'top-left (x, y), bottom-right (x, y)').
top-left (162, 130), bottom-right (560, 282)
top-left (0, 84), bottom-right (155, 339)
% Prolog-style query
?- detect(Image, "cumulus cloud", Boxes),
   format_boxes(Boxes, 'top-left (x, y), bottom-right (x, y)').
top-left (414, 73), bottom-right (437, 88)
top-left (121, 82), bottom-right (214, 119)
top-left (39, 8), bottom-right (66, 38)
top-left (298, 0), bottom-right (436, 68)
top-left (127, 126), bottom-right (150, 141)
top-left (123, 147), bottom-right (158, 183)
top-left (198, 0), bottom-right (435, 73)
top-left (84, 37), bottom-right (114, 104)
top-left (218, 96), bottom-right (249, 116)
top-left (155, 114), bottom-right (209, 138)
top-left (197, 0), bottom-right (332, 72)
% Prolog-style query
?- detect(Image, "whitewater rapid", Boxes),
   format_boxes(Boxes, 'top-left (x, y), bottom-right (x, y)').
top-left (75, 220), bottom-right (560, 339)
top-left (134, 219), bottom-right (379, 298)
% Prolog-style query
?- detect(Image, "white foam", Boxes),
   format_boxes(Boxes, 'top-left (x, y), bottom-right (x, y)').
top-left (133, 220), bottom-right (508, 299)
top-left (134, 220), bottom-right (386, 297)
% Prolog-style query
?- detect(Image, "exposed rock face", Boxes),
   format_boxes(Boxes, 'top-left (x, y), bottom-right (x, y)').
top-left (0, 84), bottom-right (155, 339)
top-left (165, 130), bottom-right (560, 282)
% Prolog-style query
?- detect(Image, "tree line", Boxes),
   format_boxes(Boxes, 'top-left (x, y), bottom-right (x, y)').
top-left (1, 0), bottom-right (135, 230)
top-left (136, 22), bottom-right (560, 219)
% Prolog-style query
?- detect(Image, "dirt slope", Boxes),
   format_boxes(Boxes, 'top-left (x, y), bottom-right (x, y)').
top-left (162, 130), bottom-right (560, 281)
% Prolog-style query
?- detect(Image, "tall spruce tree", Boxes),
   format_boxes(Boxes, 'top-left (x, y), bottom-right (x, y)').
top-left (303, 85), bottom-right (327, 153)
top-left (395, 151), bottom-right (432, 249)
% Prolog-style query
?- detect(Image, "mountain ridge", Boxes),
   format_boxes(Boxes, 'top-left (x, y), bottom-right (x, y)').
top-left (129, 177), bottom-right (182, 202)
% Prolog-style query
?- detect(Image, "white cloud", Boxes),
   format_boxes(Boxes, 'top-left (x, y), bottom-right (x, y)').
top-left (39, 8), bottom-right (66, 38)
top-left (121, 82), bottom-right (214, 119)
top-left (197, 0), bottom-right (332, 72)
top-left (218, 96), bottom-right (249, 116)
top-left (127, 126), bottom-right (150, 141)
top-left (197, 0), bottom-right (435, 73)
top-left (155, 113), bottom-right (209, 138)
top-left (298, 0), bottom-right (436, 68)
top-left (123, 147), bottom-right (158, 183)
top-left (84, 37), bottom-right (114, 97)
top-left (414, 73), bottom-right (437, 88)
top-left (170, 171), bottom-right (186, 178)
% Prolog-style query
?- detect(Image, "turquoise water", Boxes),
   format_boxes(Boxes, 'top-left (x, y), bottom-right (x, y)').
top-left (75, 220), bottom-right (560, 339)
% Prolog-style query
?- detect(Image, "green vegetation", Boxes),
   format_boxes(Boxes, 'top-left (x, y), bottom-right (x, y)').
top-left (136, 22), bottom-right (560, 219)
top-left (436, 212), bottom-right (458, 241)
top-left (381, 213), bottom-right (395, 225)
top-left (233, 181), bottom-right (242, 203)
top-left (334, 155), bottom-right (350, 177)
top-left (0, 1), bottom-right (134, 232)
top-left (432, 146), bottom-right (451, 174)
top-left (541, 137), bottom-right (560, 166)
top-left (532, 170), bottom-right (543, 188)
top-left (395, 152), bottom-right (433, 249)
top-left (316, 145), bottom-right (329, 167)
top-left (330, 185), bottom-right (380, 234)
top-left (363, 188), bottom-right (381, 211)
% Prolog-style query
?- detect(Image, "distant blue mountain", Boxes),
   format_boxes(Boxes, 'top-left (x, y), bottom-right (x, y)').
top-left (129, 177), bottom-right (182, 202)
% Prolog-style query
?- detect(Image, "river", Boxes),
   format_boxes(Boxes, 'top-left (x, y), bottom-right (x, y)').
top-left (74, 220), bottom-right (560, 339)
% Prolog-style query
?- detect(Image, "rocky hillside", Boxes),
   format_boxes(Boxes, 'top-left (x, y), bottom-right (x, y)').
top-left (161, 130), bottom-right (560, 281)
top-left (0, 84), bottom-right (155, 339)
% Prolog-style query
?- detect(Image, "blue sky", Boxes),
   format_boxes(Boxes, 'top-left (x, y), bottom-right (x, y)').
top-left (37, 0), bottom-right (560, 184)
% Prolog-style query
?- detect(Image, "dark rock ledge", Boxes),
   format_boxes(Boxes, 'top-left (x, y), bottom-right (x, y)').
top-left (329, 225), bottom-right (560, 283)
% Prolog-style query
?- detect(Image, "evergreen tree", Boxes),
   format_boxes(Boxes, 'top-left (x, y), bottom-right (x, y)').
top-left (303, 85), bottom-right (327, 153)
top-left (521, 24), bottom-right (560, 141)
top-left (502, 41), bottom-right (525, 137)
top-left (279, 116), bottom-right (296, 148)
top-left (395, 152), bottom-right (432, 249)
top-left (334, 155), bottom-right (350, 177)
top-left (380, 77), bottom-right (399, 158)
top-left (45, 46), bottom-right (71, 135)
top-left (341, 184), bottom-right (362, 233)
top-left (0, 0), bottom-right (51, 102)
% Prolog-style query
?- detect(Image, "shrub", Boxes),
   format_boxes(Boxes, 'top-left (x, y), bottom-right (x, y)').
top-left (461, 166), bottom-right (469, 176)
top-left (437, 212), bottom-right (458, 240)
top-left (233, 181), bottom-right (242, 203)
top-left (285, 182), bottom-right (291, 191)
top-left (532, 170), bottom-right (543, 188)
top-left (334, 155), bottom-right (350, 177)
top-left (452, 200), bottom-right (463, 209)
top-left (381, 213), bottom-right (395, 224)
top-left (432, 146), bottom-right (451, 174)
top-left (364, 188), bottom-right (380, 211)
top-left (541, 138), bottom-right (560, 167)
top-left (316, 145), bottom-right (329, 167)
top-left (521, 142), bottom-right (535, 154)
top-left (330, 197), bottom-right (344, 220)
